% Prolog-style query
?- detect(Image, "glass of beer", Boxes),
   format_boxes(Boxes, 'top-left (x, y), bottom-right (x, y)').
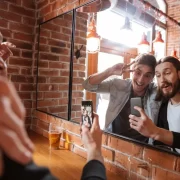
top-left (48, 123), bottom-right (63, 150)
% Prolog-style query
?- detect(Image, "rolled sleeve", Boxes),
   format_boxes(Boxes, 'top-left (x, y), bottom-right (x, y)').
top-left (82, 76), bottom-right (99, 92)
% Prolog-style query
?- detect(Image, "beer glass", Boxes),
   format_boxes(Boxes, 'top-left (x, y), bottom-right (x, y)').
top-left (48, 123), bottom-right (63, 149)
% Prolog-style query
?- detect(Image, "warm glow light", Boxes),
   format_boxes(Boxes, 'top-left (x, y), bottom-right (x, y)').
top-left (138, 33), bottom-right (150, 54)
top-left (86, 15), bottom-right (101, 53)
top-left (138, 44), bottom-right (150, 54)
top-left (153, 31), bottom-right (164, 51)
top-left (87, 37), bottom-right (100, 53)
top-left (119, 29), bottom-right (134, 46)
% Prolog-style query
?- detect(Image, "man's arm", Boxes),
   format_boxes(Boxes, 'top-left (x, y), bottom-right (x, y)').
top-left (129, 106), bottom-right (175, 147)
top-left (82, 63), bottom-right (128, 93)
top-left (81, 114), bottom-right (106, 180)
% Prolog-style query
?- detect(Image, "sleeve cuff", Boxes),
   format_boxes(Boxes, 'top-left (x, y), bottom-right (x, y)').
top-left (81, 160), bottom-right (106, 180)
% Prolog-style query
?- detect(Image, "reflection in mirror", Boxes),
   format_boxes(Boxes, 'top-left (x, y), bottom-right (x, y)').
top-left (36, 11), bottom-right (73, 120)
top-left (72, 0), bottom-right (180, 155)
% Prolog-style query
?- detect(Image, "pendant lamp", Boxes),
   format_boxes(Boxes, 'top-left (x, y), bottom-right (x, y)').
top-left (153, 31), bottom-right (164, 51)
top-left (138, 32), bottom-right (150, 54)
top-left (87, 18), bottom-right (100, 53)
top-left (171, 49), bottom-right (179, 59)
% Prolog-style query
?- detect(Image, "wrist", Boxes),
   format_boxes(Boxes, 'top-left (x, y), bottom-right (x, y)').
top-left (87, 148), bottom-right (104, 164)
top-left (150, 127), bottom-right (161, 141)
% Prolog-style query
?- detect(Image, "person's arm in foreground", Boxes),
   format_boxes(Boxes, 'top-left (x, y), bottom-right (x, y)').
top-left (81, 114), bottom-right (106, 180)
top-left (0, 77), bottom-right (57, 180)
top-left (129, 106), bottom-right (174, 147)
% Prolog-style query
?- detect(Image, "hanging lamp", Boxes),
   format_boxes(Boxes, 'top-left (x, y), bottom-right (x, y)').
top-left (153, 31), bottom-right (164, 51)
top-left (171, 49), bottom-right (179, 59)
top-left (86, 16), bottom-right (100, 53)
top-left (119, 16), bottom-right (133, 46)
top-left (138, 32), bottom-right (150, 54)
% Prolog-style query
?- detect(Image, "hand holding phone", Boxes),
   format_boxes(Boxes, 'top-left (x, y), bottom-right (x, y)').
top-left (81, 100), bottom-right (93, 129)
top-left (130, 97), bottom-right (143, 117)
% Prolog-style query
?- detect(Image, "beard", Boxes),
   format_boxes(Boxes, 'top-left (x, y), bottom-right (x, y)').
top-left (156, 79), bottom-right (180, 101)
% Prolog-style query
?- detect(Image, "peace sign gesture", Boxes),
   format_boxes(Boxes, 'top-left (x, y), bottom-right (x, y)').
top-left (109, 61), bottom-right (136, 76)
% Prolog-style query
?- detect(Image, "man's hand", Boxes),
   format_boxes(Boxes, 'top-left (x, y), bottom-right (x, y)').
top-left (108, 61), bottom-right (135, 76)
top-left (0, 77), bottom-right (34, 175)
top-left (81, 114), bottom-right (103, 164)
top-left (0, 42), bottom-right (15, 61)
top-left (129, 106), bottom-right (159, 139)
top-left (0, 57), bottom-right (7, 77)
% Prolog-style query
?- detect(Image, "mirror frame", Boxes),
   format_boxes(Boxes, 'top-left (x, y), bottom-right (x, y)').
top-left (35, 0), bottom-right (180, 156)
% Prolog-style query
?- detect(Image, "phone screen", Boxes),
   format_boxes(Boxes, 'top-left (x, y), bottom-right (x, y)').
top-left (130, 97), bottom-right (142, 117)
top-left (81, 100), bottom-right (93, 128)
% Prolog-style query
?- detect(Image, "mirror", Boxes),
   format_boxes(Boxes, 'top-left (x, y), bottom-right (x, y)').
top-left (36, 11), bottom-right (73, 120)
top-left (35, 0), bottom-right (180, 155)
top-left (71, 0), bottom-right (180, 156)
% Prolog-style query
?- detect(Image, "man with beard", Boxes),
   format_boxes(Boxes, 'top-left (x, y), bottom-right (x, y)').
top-left (129, 56), bottom-right (180, 153)
top-left (83, 53), bottom-right (160, 143)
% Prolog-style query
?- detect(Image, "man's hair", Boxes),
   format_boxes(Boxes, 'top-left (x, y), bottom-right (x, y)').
top-left (155, 56), bottom-right (180, 101)
top-left (133, 53), bottom-right (157, 74)
top-left (156, 56), bottom-right (180, 71)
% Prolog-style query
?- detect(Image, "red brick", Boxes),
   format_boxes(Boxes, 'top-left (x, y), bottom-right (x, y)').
top-left (9, 4), bottom-right (35, 17)
top-left (22, 1), bottom-right (35, 9)
top-left (39, 69), bottom-right (60, 76)
top-left (7, 66), bottom-right (20, 74)
top-left (22, 51), bottom-right (33, 58)
top-left (143, 148), bottom-right (176, 171)
top-left (14, 32), bottom-right (33, 42)
top-left (0, 2), bottom-right (8, 10)
top-left (9, 22), bottom-right (33, 34)
top-left (73, 145), bottom-right (86, 159)
top-left (18, 92), bottom-right (31, 100)
top-left (11, 75), bottom-right (33, 83)
top-left (0, 10), bottom-right (21, 23)
top-left (0, 28), bottom-right (12, 38)
top-left (23, 100), bottom-right (32, 109)
top-left (37, 0), bottom-right (49, 10)
top-left (35, 110), bottom-right (47, 121)
top-left (0, 19), bottom-right (8, 28)
top-left (44, 92), bottom-right (62, 99)
top-left (40, 5), bottom-right (52, 16)
top-left (102, 146), bottom-right (115, 161)
top-left (152, 166), bottom-right (180, 180)
top-left (9, 57), bottom-right (32, 67)
top-left (20, 84), bottom-right (34, 91)
top-left (104, 161), bottom-right (128, 178)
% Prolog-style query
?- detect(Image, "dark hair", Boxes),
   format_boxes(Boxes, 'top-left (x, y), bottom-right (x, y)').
top-left (134, 53), bottom-right (157, 74)
top-left (156, 56), bottom-right (180, 71)
top-left (155, 56), bottom-right (180, 101)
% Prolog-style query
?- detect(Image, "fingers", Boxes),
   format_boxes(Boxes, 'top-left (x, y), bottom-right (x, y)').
top-left (0, 43), bottom-right (14, 61)
top-left (1, 42), bottom-right (16, 48)
top-left (0, 127), bottom-right (32, 165)
top-left (0, 78), bottom-right (25, 120)
top-left (126, 60), bottom-right (136, 67)
top-left (0, 97), bottom-right (34, 152)
top-left (0, 151), bottom-right (3, 176)
top-left (91, 113), bottom-right (100, 132)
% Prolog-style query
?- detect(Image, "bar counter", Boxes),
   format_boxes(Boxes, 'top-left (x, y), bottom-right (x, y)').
top-left (29, 131), bottom-right (120, 180)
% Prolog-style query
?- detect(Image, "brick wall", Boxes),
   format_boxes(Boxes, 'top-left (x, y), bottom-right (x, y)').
top-left (166, 0), bottom-right (180, 57)
top-left (1, 0), bottom-right (180, 179)
top-left (0, 0), bottom-right (36, 128)
top-left (34, 110), bottom-right (180, 180)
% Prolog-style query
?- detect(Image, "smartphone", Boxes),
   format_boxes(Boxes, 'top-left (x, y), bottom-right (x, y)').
top-left (81, 100), bottom-right (93, 128)
top-left (130, 97), bottom-right (143, 117)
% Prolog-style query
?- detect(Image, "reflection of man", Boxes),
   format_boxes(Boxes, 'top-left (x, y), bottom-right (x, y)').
top-left (82, 109), bottom-right (92, 127)
top-left (83, 54), bottom-right (160, 142)
top-left (129, 56), bottom-right (180, 152)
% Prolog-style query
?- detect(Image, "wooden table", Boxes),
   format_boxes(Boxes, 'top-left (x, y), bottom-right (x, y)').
top-left (29, 131), bottom-right (119, 180)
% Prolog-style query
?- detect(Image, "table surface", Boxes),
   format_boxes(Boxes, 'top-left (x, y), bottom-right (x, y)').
top-left (29, 131), bottom-right (120, 180)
